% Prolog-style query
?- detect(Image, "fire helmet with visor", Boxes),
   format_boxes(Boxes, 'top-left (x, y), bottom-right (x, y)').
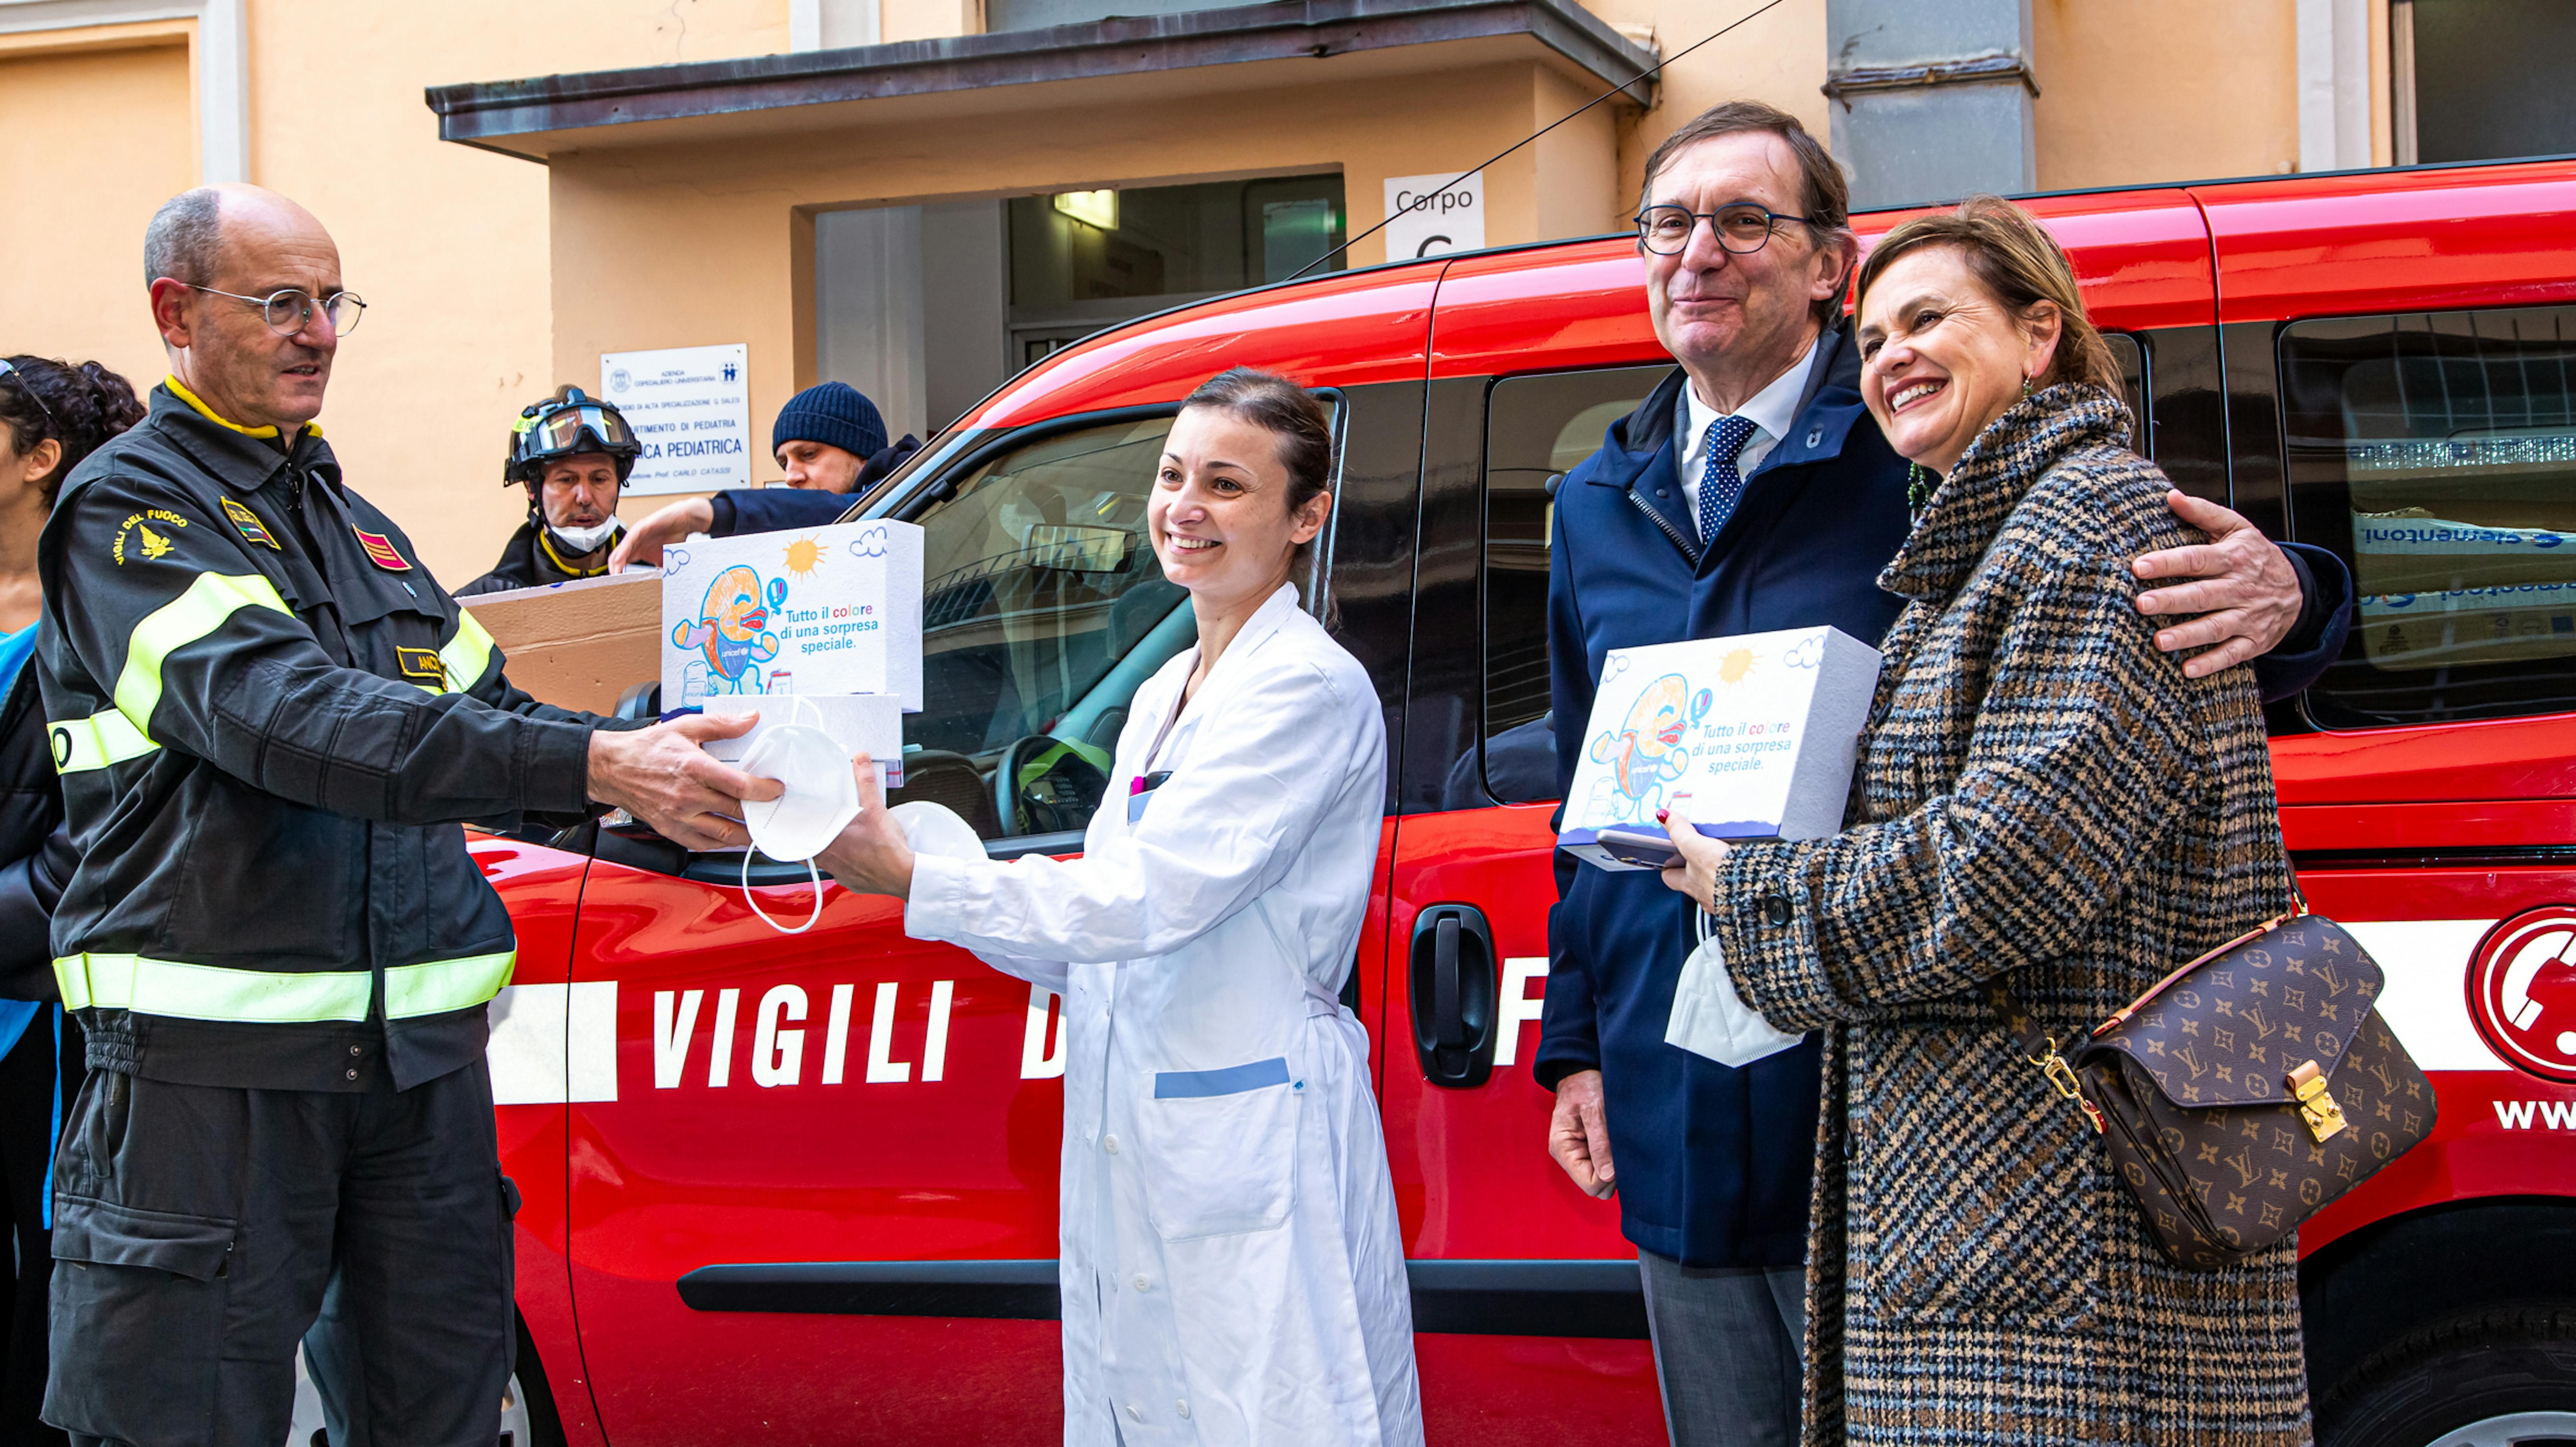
top-left (506, 385), bottom-right (641, 486)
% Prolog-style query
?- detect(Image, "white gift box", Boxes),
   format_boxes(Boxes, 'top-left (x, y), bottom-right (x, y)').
top-left (1558, 626), bottom-right (1882, 871)
top-left (659, 519), bottom-right (924, 711)
top-left (698, 694), bottom-right (906, 790)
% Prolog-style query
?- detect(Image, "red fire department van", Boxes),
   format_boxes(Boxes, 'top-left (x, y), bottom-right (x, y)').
top-left (462, 157), bottom-right (2576, 1447)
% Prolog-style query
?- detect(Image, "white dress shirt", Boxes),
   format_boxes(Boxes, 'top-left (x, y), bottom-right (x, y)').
top-left (1674, 337), bottom-right (1823, 529)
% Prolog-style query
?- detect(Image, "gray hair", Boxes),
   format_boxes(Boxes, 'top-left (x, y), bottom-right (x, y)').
top-left (144, 188), bottom-right (225, 288)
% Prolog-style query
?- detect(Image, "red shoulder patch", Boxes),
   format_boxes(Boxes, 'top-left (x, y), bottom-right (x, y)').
top-left (353, 526), bottom-right (411, 571)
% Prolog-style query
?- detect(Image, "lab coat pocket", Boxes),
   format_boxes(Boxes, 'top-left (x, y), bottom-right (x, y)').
top-left (1136, 1057), bottom-right (1300, 1241)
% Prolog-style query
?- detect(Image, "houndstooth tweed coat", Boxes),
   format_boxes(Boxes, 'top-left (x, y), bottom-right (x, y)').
top-left (1712, 385), bottom-right (2311, 1446)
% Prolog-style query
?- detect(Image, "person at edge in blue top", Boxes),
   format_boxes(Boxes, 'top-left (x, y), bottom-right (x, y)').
top-left (606, 380), bottom-right (923, 571)
top-left (0, 353), bottom-right (145, 1447)
top-left (1536, 101), bottom-right (2355, 1447)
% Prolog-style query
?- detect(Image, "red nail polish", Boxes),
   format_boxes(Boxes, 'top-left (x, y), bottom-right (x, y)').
top-left (1655, 808), bottom-right (1669, 823)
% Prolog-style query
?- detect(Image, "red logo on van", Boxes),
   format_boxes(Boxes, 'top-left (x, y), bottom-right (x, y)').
top-left (2467, 907), bottom-right (2576, 1084)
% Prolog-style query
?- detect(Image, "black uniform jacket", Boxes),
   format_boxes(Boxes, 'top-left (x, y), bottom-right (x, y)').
top-left (37, 384), bottom-right (611, 1091)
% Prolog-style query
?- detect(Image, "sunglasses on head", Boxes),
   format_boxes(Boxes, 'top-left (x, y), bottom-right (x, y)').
top-left (0, 359), bottom-right (57, 431)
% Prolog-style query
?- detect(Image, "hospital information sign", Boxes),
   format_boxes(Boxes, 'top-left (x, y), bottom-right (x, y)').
top-left (601, 342), bottom-right (753, 495)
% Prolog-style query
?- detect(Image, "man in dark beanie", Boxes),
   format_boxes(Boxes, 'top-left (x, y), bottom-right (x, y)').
top-left (610, 379), bottom-right (921, 568)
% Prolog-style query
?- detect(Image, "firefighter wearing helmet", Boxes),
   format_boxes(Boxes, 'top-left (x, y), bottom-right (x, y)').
top-left (457, 385), bottom-right (643, 595)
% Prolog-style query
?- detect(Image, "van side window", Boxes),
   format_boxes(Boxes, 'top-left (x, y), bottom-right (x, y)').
top-left (2280, 306), bottom-right (2576, 727)
top-left (1477, 367), bottom-right (1669, 805)
top-left (2103, 332), bottom-right (2149, 451)
top-left (891, 414), bottom-right (1194, 840)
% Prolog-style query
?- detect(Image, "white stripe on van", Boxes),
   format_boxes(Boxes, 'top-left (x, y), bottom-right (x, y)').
top-left (2342, 920), bottom-right (2506, 1072)
top-left (486, 981), bottom-right (621, 1104)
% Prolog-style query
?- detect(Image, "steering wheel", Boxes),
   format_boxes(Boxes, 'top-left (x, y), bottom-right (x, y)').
top-left (992, 734), bottom-right (1059, 839)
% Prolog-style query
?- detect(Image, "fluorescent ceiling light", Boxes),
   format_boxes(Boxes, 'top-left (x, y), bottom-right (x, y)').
top-left (1052, 190), bottom-right (1119, 229)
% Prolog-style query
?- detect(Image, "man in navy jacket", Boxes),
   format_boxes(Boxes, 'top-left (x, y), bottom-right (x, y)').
top-left (1536, 103), bottom-right (2353, 1446)
top-left (608, 381), bottom-right (922, 569)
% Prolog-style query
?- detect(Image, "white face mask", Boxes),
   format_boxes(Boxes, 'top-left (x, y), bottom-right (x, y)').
top-left (548, 517), bottom-right (621, 554)
top-left (733, 700), bottom-right (861, 934)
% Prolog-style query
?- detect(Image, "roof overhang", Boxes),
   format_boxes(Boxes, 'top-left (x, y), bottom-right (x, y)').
top-left (427, 0), bottom-right (1658, 161)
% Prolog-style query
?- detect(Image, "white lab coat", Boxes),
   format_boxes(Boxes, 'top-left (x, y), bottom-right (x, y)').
top-left (906, 583), bottom-right (1423, 1447)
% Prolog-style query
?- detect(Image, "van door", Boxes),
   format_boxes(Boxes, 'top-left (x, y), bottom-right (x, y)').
top-left (1379, 364), bottom-right (1671, 1444)
top-left (2199, 169), bottom-right (2576, 1425)
top-left (2254, 301), bottom-right (2576, 1408)
top-left (557, 382), bottom-right (1426, 1445)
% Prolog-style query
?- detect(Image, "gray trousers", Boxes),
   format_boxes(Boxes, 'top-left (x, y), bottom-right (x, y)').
top-left (1637, 1250), bottom-right (1806, 1447)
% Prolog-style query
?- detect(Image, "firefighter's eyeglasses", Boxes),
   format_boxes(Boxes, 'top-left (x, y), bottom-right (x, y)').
top-left (1634, 204), bottom-right (1816, 256)
top-left (190, 286), bottom-right (368, 337)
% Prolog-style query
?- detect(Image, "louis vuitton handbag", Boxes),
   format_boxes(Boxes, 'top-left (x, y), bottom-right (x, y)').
top-left (1983, 908), bottom-right (2436, 1269)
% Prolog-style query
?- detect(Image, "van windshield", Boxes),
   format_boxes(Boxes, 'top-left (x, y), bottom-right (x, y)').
top-left (890, 415), bottom-right (1194, 838)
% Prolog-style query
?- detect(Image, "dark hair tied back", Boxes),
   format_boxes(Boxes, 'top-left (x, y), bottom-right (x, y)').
top-left (3, 356), bottom-right (147, 509)
top-left (1177, 367), bottom-right (1335, 576)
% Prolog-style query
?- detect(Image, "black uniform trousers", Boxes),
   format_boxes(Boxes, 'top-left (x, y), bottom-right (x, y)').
top-left (0, 1009), bottom-right (79, 1447)
top-left (42, 1056), bottom-right (515, 1447)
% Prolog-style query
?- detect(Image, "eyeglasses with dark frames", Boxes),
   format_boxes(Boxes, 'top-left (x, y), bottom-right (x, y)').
top-left (1634, 203), bottom-right (1817, 257)
top-left (187, 285), bottom-right (368, 337)
top-left (0, 359), bottom-right (58, 431)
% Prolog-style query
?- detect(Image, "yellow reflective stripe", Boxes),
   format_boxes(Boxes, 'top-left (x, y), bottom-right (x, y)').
top-left (55, 953), bottom-right (370, 1022)
top-left (113, 571), bottom-right (294, 728)
top-left (440, 612), bottom-right (498, 695)
top-left (48, 709), bottom-right (159, 773)
top-left (53, 948), bottom-right (513, 1023)
top-left (384, 949), bottom-right (514, 1018)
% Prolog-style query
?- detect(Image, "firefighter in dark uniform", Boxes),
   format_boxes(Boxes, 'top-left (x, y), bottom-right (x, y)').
top-left (457, 386), bottom-right (639, 597)
top-left (34, 183), bottom-right (775, 1446)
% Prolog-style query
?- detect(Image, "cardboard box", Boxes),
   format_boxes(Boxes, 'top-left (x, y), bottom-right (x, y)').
top-left (661, 520), bottom-right (924, 710)
top-left (1559, 626), bottom-right (1881, 871)
top-left (460, 571), bottom-right (663, 716)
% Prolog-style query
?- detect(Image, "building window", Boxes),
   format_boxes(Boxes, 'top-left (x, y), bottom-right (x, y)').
top-left (1006, 174), bottom-right (1344, 365)
top-left (2280, 305), bottom-right (2576, 728)
top-left (2391, 0), bottom-right (2576, 165)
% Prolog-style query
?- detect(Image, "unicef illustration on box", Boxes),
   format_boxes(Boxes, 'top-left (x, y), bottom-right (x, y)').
top-left (672, 563), bottom-right (785, 698)
top-left (1573, 633), bottom-right (1833, 835)
top-left (661, 523), bottom-right (920, 707)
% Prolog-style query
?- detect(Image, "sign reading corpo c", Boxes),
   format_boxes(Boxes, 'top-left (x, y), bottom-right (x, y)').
top-left (2466, 906), bottom-right (2576, 1084)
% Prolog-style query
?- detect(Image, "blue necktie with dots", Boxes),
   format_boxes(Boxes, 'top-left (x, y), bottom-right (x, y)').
top-left (1696, 414), bottom-right (1760, 543)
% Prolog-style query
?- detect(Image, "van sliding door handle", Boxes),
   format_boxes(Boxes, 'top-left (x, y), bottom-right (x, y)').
top-left (1409, 904), bottom-right (1498, 1088)
top-left (1434, 916), bottom-right (1465, 1049)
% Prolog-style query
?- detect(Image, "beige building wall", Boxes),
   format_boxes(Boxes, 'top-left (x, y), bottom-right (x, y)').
top-left (0, 29), bottom-right (199, 407)
top-left (1581, 0), bottom-right (1826, 218)
top-left (1, 0), bottom-right (795, 582)
top-left (543, 57), bottom-right (1638, 459)
top-left (11, 0), bottom-right (2412, 580)
top-left (2032, 0), bottom-right (2303, 189)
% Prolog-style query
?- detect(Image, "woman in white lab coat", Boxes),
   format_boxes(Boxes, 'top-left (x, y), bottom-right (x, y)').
top-left (816, 367), bottom-right (1423, 1447)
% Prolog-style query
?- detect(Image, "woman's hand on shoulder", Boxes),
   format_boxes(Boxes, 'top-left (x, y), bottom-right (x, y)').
top-left (1657, 795), bottom-right (1731, 914)
top-left (814, 752), bottom-right (917, 899)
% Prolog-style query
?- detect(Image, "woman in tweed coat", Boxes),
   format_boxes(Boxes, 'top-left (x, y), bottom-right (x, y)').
top-left (1661, 196), bottom-right (2310, 1445)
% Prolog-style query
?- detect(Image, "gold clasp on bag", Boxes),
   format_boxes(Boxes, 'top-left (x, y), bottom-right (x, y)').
top-left (2287, 1060), bottom-right (2347, 1143)
top-left (2030, 1037), bottom-right (2105, 1134)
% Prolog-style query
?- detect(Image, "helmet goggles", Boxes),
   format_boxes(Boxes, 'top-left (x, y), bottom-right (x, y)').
top-left (508, 390), bottom-right (641, 485)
